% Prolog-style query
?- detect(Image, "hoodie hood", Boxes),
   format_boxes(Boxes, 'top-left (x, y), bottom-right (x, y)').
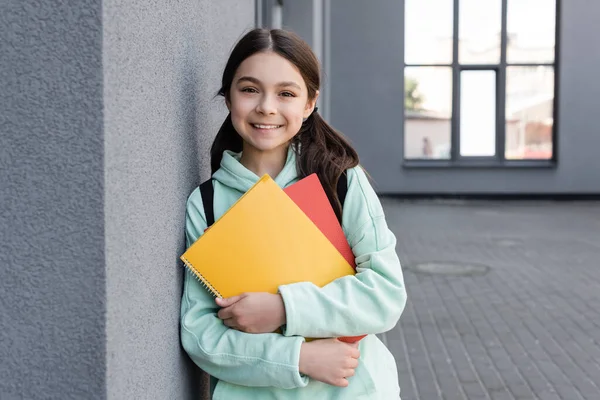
top-left (212, 145), bottom-right (300, 193)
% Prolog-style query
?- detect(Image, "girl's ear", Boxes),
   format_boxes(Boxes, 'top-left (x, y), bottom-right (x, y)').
top-left (225, 98), bottom-right (231, 111)
top-left (303, 90), bottom-right (320, 119)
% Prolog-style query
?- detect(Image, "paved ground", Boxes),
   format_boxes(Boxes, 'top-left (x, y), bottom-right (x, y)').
top-left (379, 199), bottom-right (600, 400)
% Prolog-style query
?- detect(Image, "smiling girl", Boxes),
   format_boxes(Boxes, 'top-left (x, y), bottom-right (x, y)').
top-left (181, 28), bottom-right (407, 399)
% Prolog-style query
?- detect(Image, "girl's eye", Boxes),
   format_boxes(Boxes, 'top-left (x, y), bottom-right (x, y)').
top-left (241, 87), bottom-right (258, 93)
top-left (280, 91), bottom-right (295, 97)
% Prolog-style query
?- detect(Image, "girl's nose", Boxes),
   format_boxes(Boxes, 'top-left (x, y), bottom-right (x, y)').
top-left (256, 95), bottom-right (277, 115)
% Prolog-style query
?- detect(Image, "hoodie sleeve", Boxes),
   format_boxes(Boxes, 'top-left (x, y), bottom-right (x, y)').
top-left (278, 167), bottom-right (407, 339)
top-left (180, 188), bottom-right (309, 389)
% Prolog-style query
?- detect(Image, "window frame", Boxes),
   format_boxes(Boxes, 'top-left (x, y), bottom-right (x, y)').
top-left (402, 0), bottom-right (560, 168)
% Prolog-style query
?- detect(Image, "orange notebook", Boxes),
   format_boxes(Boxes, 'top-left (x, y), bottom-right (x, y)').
top-left (284, 174), bottom-right (365, 343)
top-left (284, 174), bottom-right (355, 269)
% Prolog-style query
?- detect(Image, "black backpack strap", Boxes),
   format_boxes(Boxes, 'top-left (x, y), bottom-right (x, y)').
top-left (336, 171), bottom-right (348, 210)
top-left (199, 179), bottom-right (215, 227)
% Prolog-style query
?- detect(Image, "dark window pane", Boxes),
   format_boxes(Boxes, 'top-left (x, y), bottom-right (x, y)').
top-left (405, 0), bottom-right (453, 64)
top-left (460, 70), bottom-right (497, 156)
top-left (404, 67), bottom-right (453, 159)
top-left (459, 0), bottom-right (502, 64)
top-left (507, 0), bottom-right (556, 63)
top-left (505, 66), bottom-right (554, 159)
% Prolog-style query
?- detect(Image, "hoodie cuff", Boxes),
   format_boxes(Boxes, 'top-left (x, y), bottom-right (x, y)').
top-left (279, 284), bottom-right (299, 337)
top-left (289, 336), bottom-right (310, 387)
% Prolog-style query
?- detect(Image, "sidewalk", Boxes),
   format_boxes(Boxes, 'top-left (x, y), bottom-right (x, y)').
top-left (380, 199), bottom-right (600, 400)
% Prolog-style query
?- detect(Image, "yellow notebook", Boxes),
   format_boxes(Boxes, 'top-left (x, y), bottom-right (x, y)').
top-left (181, 175), bottom-right (355, 299)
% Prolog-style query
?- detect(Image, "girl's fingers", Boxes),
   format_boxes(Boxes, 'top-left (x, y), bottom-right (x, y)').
top-left (222, 318), bottom-right (236, 328)
top-left (347, 358), bottom-right (359, 369)
top-left (334, 378), bottom-right (349, 388)
top-left (343, 368), bottom-right (356, 378)
top-left (216, 295), bottom-right (242, 307)
top-left (217, 307), bottom-right (233, 320)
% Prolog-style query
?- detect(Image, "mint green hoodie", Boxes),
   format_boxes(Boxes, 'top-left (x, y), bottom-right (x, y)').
top-left (181, 146), bottom-right (407, 399)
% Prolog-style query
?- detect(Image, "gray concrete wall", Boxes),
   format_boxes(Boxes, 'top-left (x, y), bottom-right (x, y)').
top-left (282, 0), bottom-right (318, 49)
top-left (103, 1), bottom-right (254, 399)
top-left (281, 1), bottom-right (330, 116)
top-left (328, 0), bottom-right (600, 194)
top-left (0, 1), bottom-right (106, 399)
top-left (1, 0), bottom-right (254, 399)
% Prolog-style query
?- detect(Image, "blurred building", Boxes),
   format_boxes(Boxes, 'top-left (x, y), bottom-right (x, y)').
top-left (269, 0), bottom-right (600, 195)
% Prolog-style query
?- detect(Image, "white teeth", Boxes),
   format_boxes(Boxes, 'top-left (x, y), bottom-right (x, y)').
top-left (253, 124), bottom-right (281, 129)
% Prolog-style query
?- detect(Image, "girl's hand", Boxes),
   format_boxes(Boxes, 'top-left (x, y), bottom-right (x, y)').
top-left (216, 292), bottom-right (286, 334)
top-left (299, 339), bottom-right (361, 387)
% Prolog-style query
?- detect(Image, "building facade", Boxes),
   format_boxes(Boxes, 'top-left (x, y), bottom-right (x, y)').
top-left (271, 0), bottom-right (600, 195)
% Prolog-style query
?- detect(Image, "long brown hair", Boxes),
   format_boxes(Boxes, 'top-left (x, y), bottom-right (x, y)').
top-left (211, 28), bottom-right (359, 221)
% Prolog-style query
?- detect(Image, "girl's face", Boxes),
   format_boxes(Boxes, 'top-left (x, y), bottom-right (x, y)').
top-left (227, 51), bottom-right (318, 157)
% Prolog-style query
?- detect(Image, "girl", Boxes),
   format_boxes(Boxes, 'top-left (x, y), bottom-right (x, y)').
top-left (181, 28), bottom-right (407, 400)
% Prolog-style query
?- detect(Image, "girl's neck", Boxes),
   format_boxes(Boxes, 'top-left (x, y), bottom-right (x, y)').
top-left (240, 144), bottom-right (289, 179)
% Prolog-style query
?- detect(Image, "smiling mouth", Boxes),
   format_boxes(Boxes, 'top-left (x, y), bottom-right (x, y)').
top-left (251, 124), bottom-right (283, 130)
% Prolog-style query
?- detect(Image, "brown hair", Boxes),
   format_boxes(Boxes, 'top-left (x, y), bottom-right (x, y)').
top-left (211, 28), bottom-right (359, 221)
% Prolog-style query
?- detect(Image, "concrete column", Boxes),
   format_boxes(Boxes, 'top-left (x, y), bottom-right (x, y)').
top-left (1, 1), bottom-right (255, 399)
top-left (1, 1), bottom-right (106, 398)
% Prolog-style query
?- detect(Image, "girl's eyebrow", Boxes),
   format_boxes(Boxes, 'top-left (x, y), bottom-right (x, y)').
top-left (237, 76), bottom-right (301, 90)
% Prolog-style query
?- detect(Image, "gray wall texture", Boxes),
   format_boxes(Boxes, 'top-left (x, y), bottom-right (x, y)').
top-left (104, 1), bottom-right (254, 399)
top-left (0, 1), bottom-right (106, 399)
top-left (328, 0), bottom-right (600, 194)
top-left (1, 0), bottom-right (254, 399)
top-left (282, 1), bottom-right (318, 49)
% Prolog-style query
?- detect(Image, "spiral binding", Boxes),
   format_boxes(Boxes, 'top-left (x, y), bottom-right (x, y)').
top-left (181, 256), bottom-right (223, 298)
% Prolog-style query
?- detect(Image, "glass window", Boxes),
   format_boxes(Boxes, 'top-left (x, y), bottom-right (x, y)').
top-left (505, 66), bottom-right (554, 159)
top-left (460, 71), bottom-right (497, 157)
top-left (404, 67), bottom-right (453, 160)
top-left (404, 0), bottom-right (557, 163)
top-left (507, 0), bottom-right (556, 64)
top-left (459, 0), bottom-right (502, 64)
top-left (405, 0), bottom-right (454, 65)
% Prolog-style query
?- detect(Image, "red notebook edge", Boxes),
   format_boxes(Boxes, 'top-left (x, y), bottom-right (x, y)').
top-left (284, 174), bottom-right (366, 344)
top-left (284, 174), bottom-right (355, 268)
